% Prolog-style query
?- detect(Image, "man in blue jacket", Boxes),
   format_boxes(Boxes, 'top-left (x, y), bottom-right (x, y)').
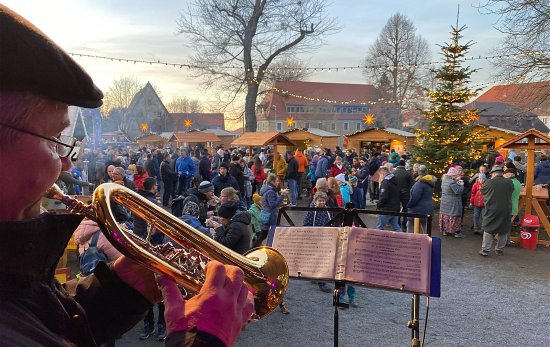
top-left (175, 149), bottom-right (195, 194)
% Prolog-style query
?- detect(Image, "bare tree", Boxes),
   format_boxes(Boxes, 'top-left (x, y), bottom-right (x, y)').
top-left (263, 57), bottom-right (312, 84)
top-left (362, 13), bottom-right (431, 127)
top-left (476, 0), bottom-right (550, 82)
top-left (166, 97), bottom-right (204, 113)
top-left (100, 76), bottom-right (142, 117)
top-left (176, 0), bottom-right (340, 132)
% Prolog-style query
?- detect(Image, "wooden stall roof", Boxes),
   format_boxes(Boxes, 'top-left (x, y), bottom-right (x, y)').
top-left (496, 128), bottom-right (550, 150)
top-left (170, 132), bottom-right (221, 143)
top-left (345, 127), bottom-right (415, 139)
top-left (284, 128), bottom-right (340, 138)
top-left (231, 131), bottom-right (296, 147)
top-left (473, 125), bottom-right (520, 139)
top-left (136, 134), bottom-right (167, 144)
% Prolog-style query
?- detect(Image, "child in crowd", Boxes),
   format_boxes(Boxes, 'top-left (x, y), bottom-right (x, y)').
top-left (335, 173), bottom-right (351, 205)
top-left (328, 177), bottom-right (344, 207)
top-left (348, 176), bottom-right (364, 209)
top-left (469, 173), bottom-right (486, 235)
top-left (304, 192), bottom-right (332, 227)
top-left (248, 193), bottom-right (262, 244)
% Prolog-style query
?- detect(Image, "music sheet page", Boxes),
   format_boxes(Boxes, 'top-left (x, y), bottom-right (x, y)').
top-left (271, 227), bottom-right (340, 279)
top-left (344, 227), bottom-right (432, 295)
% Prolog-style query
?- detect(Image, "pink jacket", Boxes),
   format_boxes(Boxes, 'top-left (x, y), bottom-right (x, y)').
top-left (73, 218), bottom-right (123, 262)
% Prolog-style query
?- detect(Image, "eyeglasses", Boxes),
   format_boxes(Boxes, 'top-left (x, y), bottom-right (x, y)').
top-left (0, 123), bottom-right (78, 159)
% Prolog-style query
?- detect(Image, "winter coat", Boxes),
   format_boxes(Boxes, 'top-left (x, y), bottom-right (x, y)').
top-left (144, 158), bottom-right (159, 178)
top-left (0, 214), bottom-right (151, 346)
top-left (73, 218), bottom-right (123, 261)
top-left (534, 159), bottom-right (550, 184)
top-left (286, 156), bottom-right (299, 180)
top-left (439, 175), bottom-right (464, 216)
top-left (294, 150), bottom-right (309, 173)
top-left (350, 186), bottom-right (364, 209)
top-left (377, 173), bottom-right (401, 212)
top-left (199, 155), bottom-right (211, 182)
top-left (303, 209), bottom-right (332, 226)
top-left (481, 175), bottom-right (514, 235)
top-left (469, 182), bottom-right (485, 208)
top-left (229, 162), bottom-right (245, 195)
top-left (315, 156), bottom-right (329, 179)
top-left (191, 156), bottom-right (201, 179)
top-left (251, 164), bottom-right (267, 183)
top-left (243, 165), bottom-right (254, 198)
top-left (160, 160), bottom-right (177, 182)
top-left (340, 183), bottom-right (351, 204)
top-left (510, 177), bottom-right (522, 216)
top-left (248, 203), bottom-right (262, 236)
top-left (212, 173), bottom-right (240, 197)
top-left (260, 183), bottom-right (285, 226)
top-left (276, 158), bottom-right (287, 179)
top-left (214, 211), bottom-right (252, 254)
top-left (329, 164), bottom-right (347, 178)
top-left (407, 175), bottom-right (436, 215)
top-left (175, 155), bottom-right (195, 178)
top-left (393, 166), bottom-right (415, 200)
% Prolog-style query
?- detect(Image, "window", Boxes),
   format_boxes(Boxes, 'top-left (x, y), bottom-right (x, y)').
top-left (276, 122), bottom-right (282, 131)
top-left (343, 122), bottom-right (349, 131)
top-left (331, 123), bottom-right (336, 131)
top-left (356, 122), bottom-right (361, 130)
top-left (318, 122), bottom-right (323, 129)
top-left (304, 122), bottom-right (310, 129)
top-left (543, 118), bottom-right (548, 124)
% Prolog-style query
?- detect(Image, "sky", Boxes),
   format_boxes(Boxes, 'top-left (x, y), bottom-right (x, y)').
top-left (5, 0), bottom-right (506, 106)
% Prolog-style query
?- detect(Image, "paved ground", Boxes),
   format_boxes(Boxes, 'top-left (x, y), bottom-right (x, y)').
top-left (111, 202), bottom-right (549, 347)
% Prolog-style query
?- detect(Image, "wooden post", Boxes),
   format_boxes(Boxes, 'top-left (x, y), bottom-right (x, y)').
top-left (525, 135), bottom-right (535, 216)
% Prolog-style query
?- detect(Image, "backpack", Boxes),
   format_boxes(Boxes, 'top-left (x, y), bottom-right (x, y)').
top-left (259, 209), bottom-right (271, 225)
top-left (79, 231), bottom-right (108, 276)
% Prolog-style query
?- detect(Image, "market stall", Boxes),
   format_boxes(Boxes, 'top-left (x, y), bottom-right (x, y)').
top-left (283, 127), bottom-right (340, 150)
top-left (344, 127), bottom-right (416, 153)
top-left (231, 131), bottom-right (296, 169)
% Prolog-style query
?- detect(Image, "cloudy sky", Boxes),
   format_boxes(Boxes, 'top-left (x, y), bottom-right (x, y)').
top-left (5, 0), bottom-right (505, 104)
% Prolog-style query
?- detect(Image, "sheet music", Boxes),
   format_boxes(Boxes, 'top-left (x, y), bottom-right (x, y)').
top-left (345, 228), bottom-right (432, 295)
top-left (272, 227), bottom-right (339, 279)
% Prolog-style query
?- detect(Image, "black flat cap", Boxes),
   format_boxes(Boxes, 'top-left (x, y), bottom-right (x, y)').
top-left (0, 5), bottom-right (103, 108)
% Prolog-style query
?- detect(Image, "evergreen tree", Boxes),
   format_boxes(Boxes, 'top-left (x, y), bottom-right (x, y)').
top-left (413, 25), bottom-right (483, 175)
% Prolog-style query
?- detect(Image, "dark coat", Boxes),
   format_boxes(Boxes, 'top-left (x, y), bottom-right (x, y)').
top-left (286, 156), bottom-right (299, 180)
top-left (407, 176), bottom-right (436, 214)
top-left (377, 174), bottom-right (401, 212)
top-left (260, 183), bottom-right (285, 226)
top-left (199, 155), bottom-right (211, 182)
top-left (534, 160), bottom-right (550, 185)
top-left (315, 156), bottom-right (329, 179)
top-left (212, 173), bottom-right (240, 197)
top-left (214, 211), bottom-right (252, 254)
top-left (229, 162), bottom-right (245, 195)
top-left (0, 214), bottom-right (151, 346)
top-left (393, 166), bottom-right (415, 200)
top-left (160, 159), bottom-right (177, 182)
top-left (481, 174), bottom-right (514, 235)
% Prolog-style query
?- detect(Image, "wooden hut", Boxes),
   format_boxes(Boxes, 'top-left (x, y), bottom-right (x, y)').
top-left (472, 125), bottom-right (520, 156)
top-left (136, 134), bottom-right (168, 147)
top-left (283, 128), bottom-right (340, 150)
top-left (202, 129), bottom-right (239, 149)
top-left (231, 132), bottom-right (296, 168)
top-left (344, 127), bottom-right (416, 153)
top-left (169, 132), bottom-right (221, 152)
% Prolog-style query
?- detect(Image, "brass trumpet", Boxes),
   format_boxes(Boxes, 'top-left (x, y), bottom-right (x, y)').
top-left (46, 183), bottom-right (288, 318)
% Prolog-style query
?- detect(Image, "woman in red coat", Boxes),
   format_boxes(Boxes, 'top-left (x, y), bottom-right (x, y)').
top-left (133, 165), bottom-right (149, 190)
top-left (329, 156), bottom-right (347, 178)
top-left (251, 156), bottom-right (267, 194)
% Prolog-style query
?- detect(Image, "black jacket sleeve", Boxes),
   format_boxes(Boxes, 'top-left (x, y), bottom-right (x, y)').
top-left (165, 328), bottom-right (225, 347)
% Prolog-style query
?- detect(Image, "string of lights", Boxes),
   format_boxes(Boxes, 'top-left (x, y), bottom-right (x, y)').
top-left (68, 50), bottom-right (549, 73)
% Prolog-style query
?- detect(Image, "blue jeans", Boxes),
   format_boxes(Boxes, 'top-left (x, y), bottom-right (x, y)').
top-left (473, 206), bottom-right (484, 232)
top-left (286, 179), bottom-right (298, 205)
top-left (376, 214), bottom-right (402, 232)
top-left (339, 285), bottom-right (356, 302)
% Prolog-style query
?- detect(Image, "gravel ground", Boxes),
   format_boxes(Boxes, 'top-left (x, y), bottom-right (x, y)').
top-left (115, 203), bottom-right (550, 347)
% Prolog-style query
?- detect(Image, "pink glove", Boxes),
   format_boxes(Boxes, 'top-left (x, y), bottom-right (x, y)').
top-left (157, 261), bottom-right (255, 347)
top-left (113, 256), bottom-right (161, 304)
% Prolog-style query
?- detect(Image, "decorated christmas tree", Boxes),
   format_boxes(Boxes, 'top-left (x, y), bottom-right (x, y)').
top-left (413, 25), bottom-right (483, 175)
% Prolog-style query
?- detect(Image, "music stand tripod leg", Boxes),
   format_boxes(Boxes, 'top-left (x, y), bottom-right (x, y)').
top-left (407, 294), bottom-right (421, 347)
top-left (333, 281), bottom-right (349, 347)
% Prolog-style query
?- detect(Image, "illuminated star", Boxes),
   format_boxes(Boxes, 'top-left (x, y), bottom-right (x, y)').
top-left (184, 119), bottom-right (192, 128)
top-left (140, 123), bottom-right (148, 132)
top-left (363, 114), bottom-right (375, 125)
top-left (286, 116), bottom-right (294, 127)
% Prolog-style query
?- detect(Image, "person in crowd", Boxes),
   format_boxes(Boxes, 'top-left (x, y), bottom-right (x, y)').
top-left (212, 162), bottom-right (240, 197)
top-left (133, 164), bottom-right (149, 191)
top-left (504, 167), bottom-right (522, 234)
top-left (74, 218), bottom-right (123, 266)
top-left (469, 173), bottom-right (486, 235)
top-left (57, 168), bottom-right (94, 195)
top-left (411, 163), bottom-right (420, 180)
top-left (407, 172), bottom-right (436, 233)
top-left (315, 148), bottom-right (329, 180)
top-left (376, 166), bottom-right (401, 231)
top-left (335, 173), bottom-right (351, 205)
top-left (104, 164), bottom-right (116, 183)
top-left (178, 181), bottom-right (217, 224)
top-left (191, 150), bottom-right (202, 187)
top-left (229, 154), bottom-right (245, 199)
top-left (218, 186), bottom-right (248, 212)
top-left (328, 177), bottom-right (344, 208)
top-left (357, 157), bottom-right (370, 206)
top-left (304, 191), bottom-right (332, 227)
top-left (348, 175), bottom-right (364, 209)
top-left (0, 7), bottom-right (253, 345)
top-left (70, 162), bottom-right (84, 195)
top-left (169, 148), bottom-right (180, 198)
top-left (308, 149), bottom-right (320, 186)
top-left (207, 201), bottom-right (252, 255)
top-left (329, 156), bottom-right (347, 178)
top-left (455, 165), bottom-right (471, 220)
top-left (285, 150), bottom-right (299, 206)
top-left (394, 159), bottom-right (415, 230)
top-left (248, 193), bottom-right (263, 244)
top-left (160, 153), bottom-right (178, 207)
top-left (241, 158), bottom-right (254, 208)
top-left (294, 148), bottom-right (309, 200)
top-left (275, 152), bottom-right (287, 186)
top-left (312, 177), bottom-right (338, 208)
top-left (439, 167), bottom-right (465, 237)
top-left (388, 148), bottom-right (400, 167)
top-left (256, 174), bottom-right (289, 246)
top-left (199, 150), bottom-right (211, 182)
top-left (144, 153), bottom-right (159, 181)
top-left (113, 166), bottom-right (137, 192)
top-left (368, 152), bottom-right (382, 202)
top-left (479, 166), bottom-right (514, 256)
top-left (251, 156), bottom-right (267, 195)
top-left (469, 164), bottom-right (488, 184)
top-left (534, 154), bottom-right (550, 184)
top-left (177, 201), bottom-right (214, 237)
top-left (176, 149), bottom-right (195, 194)
top-left (211, 147), bottom-right (224, 177)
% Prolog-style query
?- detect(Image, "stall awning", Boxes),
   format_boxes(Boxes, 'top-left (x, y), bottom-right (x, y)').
top-left (231, 132), bottom-right (296, 147)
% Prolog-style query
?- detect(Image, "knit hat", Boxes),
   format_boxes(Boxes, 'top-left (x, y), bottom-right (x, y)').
top-left (217, 202), bottom-right (238, 220)
top-left (419, 165), bottom-right (427, 176)
top-left (335, 173), bottom-right (346, 183)
top-left (0, 6), bottom-right (103, 107)
top-left (252, 193), bottom-right (262, 205)
top-left (182, 201), bottom-right (200, 217)
top-left (348, 176), bottom-right (358, 185)
top-left (490, 165), bottom-right (504, 173)
top-left (446, 167), bottom-right (459, 176)
top-left (198, 181), bottom-right (214, 194)
top-left (495, 156), bottom-right (505, 163)
top-left (478, 173), bottom-right (487, 180)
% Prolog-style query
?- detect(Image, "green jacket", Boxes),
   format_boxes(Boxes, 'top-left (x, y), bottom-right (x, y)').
top-left (248, 203), bottom-right (262, 236)
top-left (481, 174), bottom-right (514, 235)
top-left (510, 177), bottom-right (521, 216)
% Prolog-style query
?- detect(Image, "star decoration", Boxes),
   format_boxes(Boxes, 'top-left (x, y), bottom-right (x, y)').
top-left (363, 114), bottom-right (375, 125)
top-left (140, 123), bottom-right (148, 132)
top-left (184, 119), bottom-right (192, 128)
top-left (286, 116), bottom-right (294, 127)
